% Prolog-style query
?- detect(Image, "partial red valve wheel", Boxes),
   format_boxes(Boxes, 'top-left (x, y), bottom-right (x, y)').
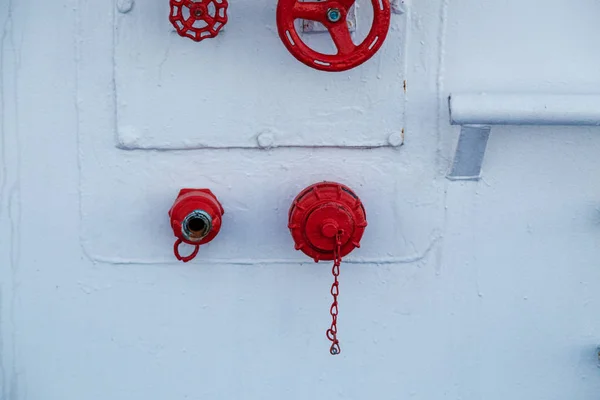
top-left (169, 189), bottom-right (225, 262)
top-left (288, 182), bottom-right (367, 262)
top-left (169, 0), bottom-right (228, 42)
top-left (276, 0), bottom-right (391, 71)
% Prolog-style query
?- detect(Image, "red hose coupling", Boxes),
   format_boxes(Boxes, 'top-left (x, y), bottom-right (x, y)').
top-left (169, 189), bottom-right (225, 262)
top-left (288, 182), bottom-right (367, 262)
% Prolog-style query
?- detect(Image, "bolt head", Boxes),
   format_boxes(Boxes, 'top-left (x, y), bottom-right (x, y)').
top-left (387, 132), bottom-right (404, 147)
top-left (117, 0), bottom-right (135, 13)
top-left (257, 131), bottom-right (275, 149)
top-left (321, 221), bottom-right (339, 238)
top-left (326, 8), bottom-right (342, 23)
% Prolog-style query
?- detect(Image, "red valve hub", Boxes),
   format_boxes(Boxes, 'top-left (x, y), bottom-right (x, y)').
top-left (169, 0), bottom-right (228, 42)
top-left (288, 182), bottom-right (367, 261)
top-left (276, 0), bottom-right (391, 71)
top-left (169, 189), bottom-right (225, 262)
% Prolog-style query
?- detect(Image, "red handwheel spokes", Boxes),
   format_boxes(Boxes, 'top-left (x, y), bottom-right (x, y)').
top-left (169, 0), bottom-right (228, 42)
top-left (276, 0), bottom-right (391, 71)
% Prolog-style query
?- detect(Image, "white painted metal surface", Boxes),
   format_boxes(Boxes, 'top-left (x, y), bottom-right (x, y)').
top-left (2, 0), bottom-right (600, 399)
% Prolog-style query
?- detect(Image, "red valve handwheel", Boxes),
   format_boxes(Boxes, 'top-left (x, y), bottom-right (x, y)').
top-left (169, 0), bottom-right (228, 42)
top-left (169, 189), bottom-right (225, 262)
top-left (288, 182), bottom-right (367, 261)
top-left (276, 0), bottom-right (391, 71)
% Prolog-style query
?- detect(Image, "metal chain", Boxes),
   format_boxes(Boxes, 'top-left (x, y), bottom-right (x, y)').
top-left (326, 231), bottom-right (343, 355)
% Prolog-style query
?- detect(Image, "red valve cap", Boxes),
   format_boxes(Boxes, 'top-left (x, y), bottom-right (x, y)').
top-left (169, 189), bottom-right (225, 262)
top-left (288, 182), bottom-right (367, 262)
top-left (276, 0), bottom-right (391, 71)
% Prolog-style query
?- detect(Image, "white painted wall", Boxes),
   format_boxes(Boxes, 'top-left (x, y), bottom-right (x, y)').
top-left (1, 0), bottom-right (600, 399)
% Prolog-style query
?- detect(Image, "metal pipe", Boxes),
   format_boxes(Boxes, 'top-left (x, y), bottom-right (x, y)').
top-left (449, 93), bottom-right (600, 126)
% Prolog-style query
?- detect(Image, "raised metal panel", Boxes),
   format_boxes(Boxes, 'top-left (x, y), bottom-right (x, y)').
top-left (114, 0), bottom-right (408, 150)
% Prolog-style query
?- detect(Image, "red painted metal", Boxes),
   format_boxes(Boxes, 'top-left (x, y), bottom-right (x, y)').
top-left (326, 231), bottom-right (343, 355)
top-left (288, 181), bottom-right (367, 262)
top-left (276, 0), bottom-right (391, 71)
top-left (169, 0), bottom-right (228, 42)
top-left (169, 189), bottom-right (225, 262)
top-left (289, 182), bottom-right (367, 355)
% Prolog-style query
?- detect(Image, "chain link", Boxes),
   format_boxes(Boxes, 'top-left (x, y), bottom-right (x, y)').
top-left (326, 231), bottom-right (343, 355)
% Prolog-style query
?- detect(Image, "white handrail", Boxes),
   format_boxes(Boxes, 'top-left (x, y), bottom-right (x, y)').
top-left (447, 93), bottom-right (600, 181)
top-left (450, 93), bottom-right (600, 126)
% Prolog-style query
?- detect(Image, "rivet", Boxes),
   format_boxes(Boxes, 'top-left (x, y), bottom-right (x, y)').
top-left (387, 132), bottom-right (404, 147)
top-left (257, 131), bottom-right (275, 149)
top-left (117, 0), bottom-right (135, 14)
